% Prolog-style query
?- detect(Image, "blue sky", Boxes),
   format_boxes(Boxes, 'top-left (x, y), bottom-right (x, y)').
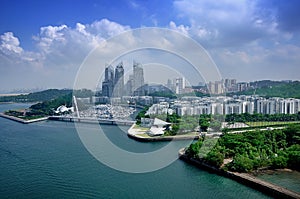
top-left (0, 0), bottom-right (300, 91)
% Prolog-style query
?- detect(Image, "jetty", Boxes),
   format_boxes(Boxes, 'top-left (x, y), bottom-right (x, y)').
top-left (178, 148), bottom-right (300, 199)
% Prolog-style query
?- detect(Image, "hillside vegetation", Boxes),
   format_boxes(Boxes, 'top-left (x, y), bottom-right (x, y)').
top-left (0, 89), bottom-right (72, 103)
top-left (237, 81), bottom-right (300, 98)
top-left (186, 124), bottom-right (300, 172)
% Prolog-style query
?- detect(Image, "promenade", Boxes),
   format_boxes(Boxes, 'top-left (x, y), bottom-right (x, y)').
top-left (127, 124), bottom-right (200, 142)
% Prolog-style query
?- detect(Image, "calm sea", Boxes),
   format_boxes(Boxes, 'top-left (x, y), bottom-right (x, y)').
top-left (0, 103), bottom-right (271, 198)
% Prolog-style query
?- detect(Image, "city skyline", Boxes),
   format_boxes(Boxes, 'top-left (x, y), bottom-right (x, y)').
top-left (1, 1), bottom-right (300, 92)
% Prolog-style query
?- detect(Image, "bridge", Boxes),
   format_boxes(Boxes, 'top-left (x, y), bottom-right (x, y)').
top-left (48, 116), bottom-right (135, 126)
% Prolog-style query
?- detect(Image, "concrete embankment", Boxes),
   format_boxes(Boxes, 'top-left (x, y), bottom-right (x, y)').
top-left (0, 113), bottom-right (48, 124)
top-left (49, 116), bottom-right (135, 126)
top-left (127, 124), bottom-right (200, 142)
top-left (178, 148), bottom-right (300, 199)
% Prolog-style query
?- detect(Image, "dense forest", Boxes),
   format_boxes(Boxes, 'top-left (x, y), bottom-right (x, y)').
top-left (185, 124), bottom-right (300, 172)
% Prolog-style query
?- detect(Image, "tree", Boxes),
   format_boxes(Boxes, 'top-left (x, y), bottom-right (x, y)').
top-left (186, 140), bottom-right (203, 159)
top-left (286, 144), bottom-right (300, 170)
top-left (205, 149), bottom-right (224, 168)
top-left (210, 120), bottom-right (222, 131)
top-left (284, 124), bottom-right (300, 146)
top-left (271, 156), bottom-right (288, 169)
top-left (230, 154), bottom-right (254, 172)
top-left (199, 118), bottom-right (209, 132)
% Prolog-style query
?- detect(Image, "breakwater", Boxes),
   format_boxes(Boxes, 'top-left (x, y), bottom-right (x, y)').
top-left (49, 116), bottom-right (135, 126)
top-left (0, 113), bottom-right (135, 126)
top-left (0, 113), bottom-right (48, 124)
top-left (178, 148), bottom-right (300, 199)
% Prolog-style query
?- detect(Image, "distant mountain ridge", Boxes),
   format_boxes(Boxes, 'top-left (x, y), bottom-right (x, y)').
top-left (0, 89), bottom-right (72, 103)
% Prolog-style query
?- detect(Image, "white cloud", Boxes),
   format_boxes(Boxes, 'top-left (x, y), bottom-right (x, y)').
top-left (34, 25), bottom-right (67, 53)
top-left (0, 32), bottom-right (23, 55)
top-left (173, 0), bottom-right (280, 47)
top-left (88, 19), bottom-right (130, 38)
top-left (169, 21), bottom-right (189, 35)
top-left (0, 19), bottom-right (131, 90)
top-left (169, 0), bottom-right (300, 81)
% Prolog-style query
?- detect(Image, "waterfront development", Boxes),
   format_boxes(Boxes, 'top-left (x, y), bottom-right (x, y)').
top-left (1, 103), bottom-right (299, 198)
top-left (2, 1), bottom-right (300, 198)
top-left (0, 103), bottom-right (272, 199)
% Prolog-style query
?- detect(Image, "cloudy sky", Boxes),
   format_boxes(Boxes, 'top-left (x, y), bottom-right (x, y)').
top-left (0, 0), bottom-right (299, 92)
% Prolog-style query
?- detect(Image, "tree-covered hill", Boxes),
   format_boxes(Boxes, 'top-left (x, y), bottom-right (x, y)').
top-left (0, 89), bottom-right (72, 103)
top-left (236, 81), bottom-right (300, 98)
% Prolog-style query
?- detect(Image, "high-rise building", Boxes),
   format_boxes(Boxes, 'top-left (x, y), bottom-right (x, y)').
top-left (237, 82), bottom-right (250, 92)
top-left (114, 62), bottom-right (124, 97)
top-left (208, 80), bottom-right (224, 94)
top-left (208, 81), bottom-right (215, 94)
top-left (132, 61), bottom-right (144, 95)
top-left (166, 79), bottom-right (174, 91)
top-left (102, 65), bottom-right (114, 97)
top-left (125, 74), bottom-right (134, 96)
top-left (175, 77), bottom-right (185, 94)
top-left (215, 81), bottom-right (223, 94)
top-left (224, 79), bottom-right (237, 92)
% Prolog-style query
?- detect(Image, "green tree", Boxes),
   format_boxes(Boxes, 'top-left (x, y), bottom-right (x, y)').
top-left (199, 118), bottom-right (209, 132)
top-left (204, 149), bottom-right (224, 168)
top-left (229, 154), bottom-right (254, 172)
top-left (186, 140), bottom-right (203, 159)
top-left (271, 156), bottom-right (288, 169)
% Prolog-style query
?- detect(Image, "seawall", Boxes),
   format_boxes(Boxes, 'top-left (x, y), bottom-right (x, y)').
top-left (127, 132), bottom-right (199, 142)
top-left (0, 113), bottom-right (48, 124)
top-left (49, 116), bottom-right (135, 126)
top-left (127, 124), bottom-right (200, 142)
top-left (178, 148), bottom-right (300, 199)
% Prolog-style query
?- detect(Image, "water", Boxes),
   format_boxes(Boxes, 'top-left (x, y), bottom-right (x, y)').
top-left (0, 103), bottom-right (271, 198)
top-left (257, 170), bottom-right (300, 193)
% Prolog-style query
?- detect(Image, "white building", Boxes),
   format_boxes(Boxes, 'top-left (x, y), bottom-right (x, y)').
top-left (175, 77), bottom-right (185, 94)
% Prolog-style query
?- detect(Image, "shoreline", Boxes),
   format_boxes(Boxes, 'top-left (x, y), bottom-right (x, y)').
top-left (178, 148), bottom-right (300, 199)
top-left (127, 124), bottom-right (200, 142)
top-left (0, 112), bottom-right (135, 126)
top-left (0, 112), bottom-right (48, 124)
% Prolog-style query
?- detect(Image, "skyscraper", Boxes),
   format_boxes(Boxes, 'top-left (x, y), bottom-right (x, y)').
top-left (125, 74), bottom-right (134, 96)
top-left (102, 65), bottom-right (114, 97)
top-left (133, 61), bottom-right (144, 95)
top-left (114, 62), bottom-right (124, 97)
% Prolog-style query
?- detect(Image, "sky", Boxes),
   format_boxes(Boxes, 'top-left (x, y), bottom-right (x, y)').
top-left (0, 0), bottom-right (300, 92)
